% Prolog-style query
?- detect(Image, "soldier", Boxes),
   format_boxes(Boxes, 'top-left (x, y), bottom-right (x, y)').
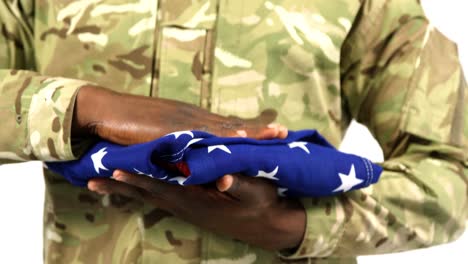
top-left (0, 0), bottom-right (466, 263)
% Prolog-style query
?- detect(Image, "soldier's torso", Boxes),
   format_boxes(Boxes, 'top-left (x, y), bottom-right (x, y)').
top-left (36, 0), bottom-right (361, 263)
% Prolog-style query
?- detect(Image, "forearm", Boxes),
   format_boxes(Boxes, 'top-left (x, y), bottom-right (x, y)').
top-left (72, 85), bottom-right (220, 144)
top-left (72, 85), bottom-right (281, 146)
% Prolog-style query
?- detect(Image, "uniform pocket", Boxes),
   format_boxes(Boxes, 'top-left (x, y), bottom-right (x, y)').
top-left (154, 0), bottom-right (219, 107)
top-left (156, 27), bottom-right (213, 107)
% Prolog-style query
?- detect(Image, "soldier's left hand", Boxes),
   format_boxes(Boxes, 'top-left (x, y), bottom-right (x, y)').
top-left (87, 171), bottom-right (306, 252)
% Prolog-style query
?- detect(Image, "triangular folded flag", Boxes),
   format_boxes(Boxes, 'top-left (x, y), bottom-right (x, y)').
top-left (47, 130), bottom-right (382, 197)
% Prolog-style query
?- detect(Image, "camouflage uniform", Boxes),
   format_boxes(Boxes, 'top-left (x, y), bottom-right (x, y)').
top-left (0, 0), bottom-right (467, 263)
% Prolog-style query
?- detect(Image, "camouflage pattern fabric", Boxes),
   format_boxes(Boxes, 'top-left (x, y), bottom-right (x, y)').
top-left (0, 0), bottom-right (467, 263)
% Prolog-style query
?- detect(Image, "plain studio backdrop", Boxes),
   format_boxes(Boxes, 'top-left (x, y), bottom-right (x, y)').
top-left (0, 0), bottom-right (466, 263)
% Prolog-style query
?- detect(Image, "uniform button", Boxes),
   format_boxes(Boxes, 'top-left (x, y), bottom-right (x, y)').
top-left (16, 114), bottom-right (22, 124)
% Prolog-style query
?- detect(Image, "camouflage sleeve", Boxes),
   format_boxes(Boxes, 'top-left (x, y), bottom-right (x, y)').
top-left (0, 1), bottom-right (93, 163)
top-left (282, 0), bottom-right (467, 259)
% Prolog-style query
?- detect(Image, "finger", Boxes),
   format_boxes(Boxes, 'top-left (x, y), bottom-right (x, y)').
top-left (254, 124), bottom-right (288, 140)
top-left (240, 123), bottom-right (279, 140)
top-left (242, 109), bottom-right (280, 139)
top-left (88, 178), bottom-right (145, 200)
top-left (221, 125), bottom-right (281, 140)
top-left (220, 174), bottom-right (273, 203)
top-left (235, 130), bottom-right (247, 138)
top-left (278, 125), bottom-right (288, 139)
top-left (113, 170), bottom-right (195, 213)
top-left (216, 175), bottom-right (234, 192)
top-left (257, 109), bottom-right (278, 125)
top-left (255, 124), bottom-right (280, 140)
top-left (113, 170), bottom-right (181, 195)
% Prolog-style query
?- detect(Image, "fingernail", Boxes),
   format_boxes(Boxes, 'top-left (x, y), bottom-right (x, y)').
top-left (112, 170), bottom-right (121, 178)
top-left (236, 130), bottom-right (247, 137)
top-left (113, 175), bottom-right (122, 182)
top-left (112, 170), bottom-right (126, 181)
top-left (222, 175), bottom-right (234, 192)
top-left (115, 174), bottom-right (128, 183)
top-left (267, 123), bottom-right (279, 129)
top-left (88, 183), bottom-right (105, 194)
top-left (88, 181), bottom-right (98, 190)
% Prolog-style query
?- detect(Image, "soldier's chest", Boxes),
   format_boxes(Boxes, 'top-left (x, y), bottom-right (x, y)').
top-left (34, 0), bottom-right (358, 144)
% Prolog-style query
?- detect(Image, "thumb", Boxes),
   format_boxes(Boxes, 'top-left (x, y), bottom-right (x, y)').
top-left (216, 174), bottom-right (274, 203)
top-left (256, 109), bottom-right (278, 125)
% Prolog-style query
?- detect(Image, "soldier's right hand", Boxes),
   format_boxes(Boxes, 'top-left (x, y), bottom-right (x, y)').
top-left (71, 86), bottom-right (288, 145)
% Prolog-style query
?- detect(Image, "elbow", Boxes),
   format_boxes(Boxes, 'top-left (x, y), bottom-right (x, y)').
top-left (409, 186), bottom-right (467, 249)
top-left (430, 200), bottom-right (466, 246)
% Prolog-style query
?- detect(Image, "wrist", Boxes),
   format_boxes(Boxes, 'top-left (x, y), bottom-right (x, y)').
top-left (266, 199), bottom-right (306, 251)
top-left (72, 85), bottom-right (118, 138)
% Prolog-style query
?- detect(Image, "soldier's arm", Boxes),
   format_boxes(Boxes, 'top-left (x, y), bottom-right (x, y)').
top-left (282, 0), bottom-right (467, 259)
top-left (0, 0), bottom-right (95, 163)
top-left (0, 1), bottom-right (284, 164)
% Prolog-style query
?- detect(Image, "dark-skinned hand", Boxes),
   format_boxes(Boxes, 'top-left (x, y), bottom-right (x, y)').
top-left (75, 86), bottom-right (302, 251)
top-left (72, 86), bottom-right (287, 145)
top-left (88, 171), bottom-right (306, 251)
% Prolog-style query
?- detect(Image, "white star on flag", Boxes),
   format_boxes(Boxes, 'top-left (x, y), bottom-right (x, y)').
top-left (255, 166), bottom-right (279, 181)
top-left (207, 145), bottom-right (232, 154)
top-left (170, 176), bottom-right (187, 186)
top-left (91, 147), bottom-right (109, 174)
top-left (186, 138), bottom-right (203, 148)
top-left (168, 131), bottom-right (194, 139)
top-left (277, 188), bottom-right (288, 197)
top-left (133, 168), bottom-right (153, 178)
top-left (333, 164), bottom-right (363, 193)
top-left (288, 141), bottom-right (310, 154)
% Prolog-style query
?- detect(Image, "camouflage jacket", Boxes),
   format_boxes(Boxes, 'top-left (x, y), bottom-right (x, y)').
top-left (0, 0), bottom-right (467, 263)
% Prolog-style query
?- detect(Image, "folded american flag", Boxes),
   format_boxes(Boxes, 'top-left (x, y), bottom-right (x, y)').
top-left (47, 130), bottom-right (382, 197)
